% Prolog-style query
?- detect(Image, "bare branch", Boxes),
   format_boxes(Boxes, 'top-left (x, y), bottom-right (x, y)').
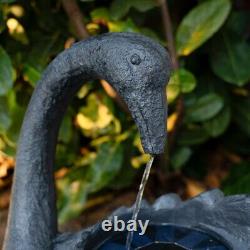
top-left (159, 0), bottom-right (184, 153)
top-left (61, 0), bottom-right (89, 40)
top-left (158, 0), bottom-right (178, 69)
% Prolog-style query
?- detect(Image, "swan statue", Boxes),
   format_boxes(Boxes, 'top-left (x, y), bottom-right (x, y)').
top-left (3, 32), bottom-right (249, 250)
top-left (3, 32), bottom-right (171, 250)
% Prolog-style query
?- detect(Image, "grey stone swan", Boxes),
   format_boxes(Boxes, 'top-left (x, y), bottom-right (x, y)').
top-left (3, 32), bottom-right (171, 250)
top-left (3, 32), bottom-right (250, 250)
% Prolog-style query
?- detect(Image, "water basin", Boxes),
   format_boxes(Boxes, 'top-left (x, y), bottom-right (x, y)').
top-left (97, 224), bottom-right (229, 250)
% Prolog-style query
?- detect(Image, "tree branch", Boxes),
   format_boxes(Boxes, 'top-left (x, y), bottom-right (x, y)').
top-left (159, 0), bottom-right (184, 153)
top-left (158, 0), bottom-right (178, 69)
top-left (61, 0), bottom-right (89, 40)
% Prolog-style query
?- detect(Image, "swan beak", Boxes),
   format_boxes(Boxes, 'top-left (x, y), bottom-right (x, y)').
top-left (123, 86), bottom-right (167, 155)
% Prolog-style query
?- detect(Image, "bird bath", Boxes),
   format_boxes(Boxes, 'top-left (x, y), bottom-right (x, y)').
top-left (3, 32), bottom-right (250, 250)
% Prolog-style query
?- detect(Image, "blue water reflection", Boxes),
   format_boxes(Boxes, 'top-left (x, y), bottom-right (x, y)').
top-left (98, 225), bottom-right (229, 250)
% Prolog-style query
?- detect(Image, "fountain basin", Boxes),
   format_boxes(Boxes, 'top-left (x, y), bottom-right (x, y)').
top-left (97, 224), bottom-right (229, 250)
top-left (54, 189), bottom-right (250, 250)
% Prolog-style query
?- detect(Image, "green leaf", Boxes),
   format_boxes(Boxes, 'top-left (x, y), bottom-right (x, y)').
top-left (57, 154), bottom-right (95, 224)
top-left (59, 141), bottom-right (121, 223)
top-left (87, 141), bottom-right (123, 192)
top-left (169, 68), bottom-right (197, 93)
top-left (0, 136), bottom-right (5, 150)
top-left (210, 33), bottom-right (250, 86)
top-left (225, 11), bottom-right (250, 35)
top-left (203, 106), bottom-right (231, 137)
top-left (0, 46), bottom-right (15, 96)
top-left (58, 114), bottom-right (72, 144)
top-left (57, 140), bottom-right (123, 224)
top-left (77, 83), bottom-right (93, 99)
top-left (223, 162), bottom-right (250, 195)
top-left (57, 179), bottom-right (88, 224)
top-left (171, 146), bottom-right (192, 170)
top-left (108, 18), bottom-right (140, 33)
top-left (109, 137), bottom-right (137, 189)
top-left (0, 96), bottom-right (11, 133)
top-left (166, 80), bottom-right (180, 104)
top-left (25, 33), bottom-right (61, 72)
top-left (0, 91), bottom-right (25, 146)
top-left (132, 0), bottom-right (157, 12)
top-left (140, 28), bottom-right (163, 45)
top-left (23, 64), bottom-right (41, 87)
top-left (167, 68), bottom-right (196, 104)
top-left (56, 141), bottom-right (79, 168)
top-left (176, 0), bottom-right (231, 56)
top-left (6, 101), bottom-right (25, 144)
top-left (110, 0), bottom-right (130, 21)
top-left (76, 93), bottom-right (115, 137)
top-left (110, 0), bottom-right (157, 21)
top-left (80, 93), bottom-right (99, 121)
top-left (0, 90), bottom-right (32, 154)
top-left (91, 8), bottom-right (109, 21)
top-left (178, 126), bottom-right (210, 146)
top-left (185, 93), bottom-right (224, 122)
top-left (232, 97), bottom-right (250, 137)
top-left (91, 8), bottom-right (110, 22)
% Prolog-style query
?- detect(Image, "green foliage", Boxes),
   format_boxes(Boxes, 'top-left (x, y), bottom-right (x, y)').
top-left (0, 96), bottom-right (11, 133)
top-left (0, 46), bottom-right (15, 96)
top-left (57, 141), bottom-right (123, 223)
top-left (185, 93), bottom-right (224, 122)
top-left (22, 64), bottom-right (41, 87)
top-left (232, 96), bottom-right (250, 136)
top-left (203, 106), bottom-right (231, 137)
top-left (110, 0), bottom-right (157, 20)
top-left (223, 162), bottom-right (250, 195)
top-left (86, 142), bottom-right (124, 193)
top-left (167, 68), bottom-right (196, 103)
top-left (171, 146), bottom-right (192, 170)
top-left (210, 33), bottom-right (250, 86)
top-left (0, 0), bottom-right (249, 224)
top-left (176, 0), bottom-right (231, 56)
top-left (178, 126), bottom-right (210, 146)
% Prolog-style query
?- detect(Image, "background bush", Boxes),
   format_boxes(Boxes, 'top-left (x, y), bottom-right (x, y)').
top-left (0, 0), bottom-right (249, 225)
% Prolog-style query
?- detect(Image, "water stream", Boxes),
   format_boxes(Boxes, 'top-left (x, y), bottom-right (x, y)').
top-left (125, 156), bottom-right (154, 250)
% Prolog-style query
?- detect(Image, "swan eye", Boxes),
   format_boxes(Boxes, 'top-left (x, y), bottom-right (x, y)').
top-left (130, 54), bottom-right (141, 65)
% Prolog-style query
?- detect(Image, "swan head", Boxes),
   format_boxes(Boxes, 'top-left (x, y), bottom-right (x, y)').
top-left (99, 32), bottom-right (172, 154)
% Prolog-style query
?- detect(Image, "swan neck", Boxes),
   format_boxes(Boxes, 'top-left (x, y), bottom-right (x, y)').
top-left (4, 40), bottom-right (98, 250)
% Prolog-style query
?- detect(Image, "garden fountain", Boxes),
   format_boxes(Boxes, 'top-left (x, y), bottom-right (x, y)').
top-left (3, 32), bottom-right (250, 250)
